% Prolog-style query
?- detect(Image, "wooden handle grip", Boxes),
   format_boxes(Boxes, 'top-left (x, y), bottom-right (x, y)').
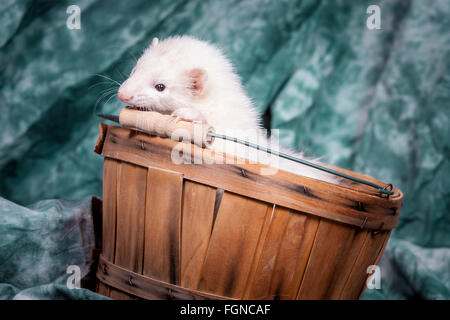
top-left (119, 108), bottom-right (215, 148)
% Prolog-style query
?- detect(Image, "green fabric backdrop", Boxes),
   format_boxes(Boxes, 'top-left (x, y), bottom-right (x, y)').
top-left (0, 0), bottom-right (449, 299)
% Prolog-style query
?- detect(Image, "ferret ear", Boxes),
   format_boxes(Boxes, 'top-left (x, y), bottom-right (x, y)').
top-left (151, 37), bottom-right (159, 47)
top-left (187, 68), bottom-right (207, 97)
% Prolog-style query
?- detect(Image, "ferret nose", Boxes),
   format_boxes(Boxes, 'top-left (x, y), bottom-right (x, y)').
top-left (118, 91), bottom-right (133, 102)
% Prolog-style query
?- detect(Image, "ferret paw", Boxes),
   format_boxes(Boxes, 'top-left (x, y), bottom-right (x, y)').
top-left (171, 108), bottom-right (207, 124)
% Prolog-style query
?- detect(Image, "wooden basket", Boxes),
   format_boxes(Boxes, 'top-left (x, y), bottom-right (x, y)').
top-left (94, 123), bottom-right (402, 300)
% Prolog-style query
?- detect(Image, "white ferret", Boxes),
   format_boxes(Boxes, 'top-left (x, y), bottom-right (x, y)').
top-left (118, 36), bottom-right (339, 183)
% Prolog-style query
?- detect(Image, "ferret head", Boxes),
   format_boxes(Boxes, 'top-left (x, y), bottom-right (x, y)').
top-left (118, 36), bottom-right (237, 114)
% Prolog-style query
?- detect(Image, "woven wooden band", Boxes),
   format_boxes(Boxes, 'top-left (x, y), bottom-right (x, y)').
top-left (96, 254), bottom-right (231, 300)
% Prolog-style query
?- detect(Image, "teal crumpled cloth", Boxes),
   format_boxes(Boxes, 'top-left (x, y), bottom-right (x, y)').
top-left (0, 196), bottom-right (107, 299)
top-left (0, 0), bottom-right (449, 299)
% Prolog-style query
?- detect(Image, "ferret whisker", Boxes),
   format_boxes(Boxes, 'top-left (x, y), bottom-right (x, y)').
top-left (94, 74), bottom-right (122, 86)
top-left (103, 91), bottom-right (118, 107)
top-left (89, 81), bottom-right (119, 90)
top-left (97, 87), bottom-right (118, 97)
top-left (94, 89), bottom-right (117, 105)
top-left (116, 68), bottom-right (127, 82)
top-left (114, 96), bottom-right (123, 110)
top-left (94, 94), bottom-right (114, 114)
top-left (128, 52), bottom-right (139, 64)
top-left (93, 92), bottom-right (111, 111)
top-left (94, 89), bottom-right (118, 113)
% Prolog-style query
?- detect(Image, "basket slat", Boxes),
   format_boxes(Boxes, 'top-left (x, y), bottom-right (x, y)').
top-left (197, 192), bottom-right (269, 298)
top-left (115, 162), bottom-right (146, 272)
top-left (341, 231), bottom-right (390, 299)
top-left (143, 167), bottom-right (183, 286)
top-left (266, 210), bottom-right (319, 299)
top-left (243, 209), bottom-right (321, 300)
top-left (296, 220), bottom-right (378, 299)
top-left (245, 206), bottom-right (293, 299)
top-left (241, 205), bottom-right (276, 299)
top-left (180, 181), bottom-right (217, 289)
top-left (110, 161), bottom-right (147, 300)
top-left (97, 158), bottom-right (119, 297)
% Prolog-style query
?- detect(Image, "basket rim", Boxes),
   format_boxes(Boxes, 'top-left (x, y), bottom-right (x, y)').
top-left (95, 124), bottom-right (403, 231)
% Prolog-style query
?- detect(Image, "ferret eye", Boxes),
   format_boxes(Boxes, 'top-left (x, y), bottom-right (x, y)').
top-left (155, 84), bottom-right (165, 92)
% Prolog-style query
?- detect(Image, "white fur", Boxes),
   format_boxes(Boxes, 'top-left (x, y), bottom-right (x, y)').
top-left (119, 36), bottom-right (340, 184)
